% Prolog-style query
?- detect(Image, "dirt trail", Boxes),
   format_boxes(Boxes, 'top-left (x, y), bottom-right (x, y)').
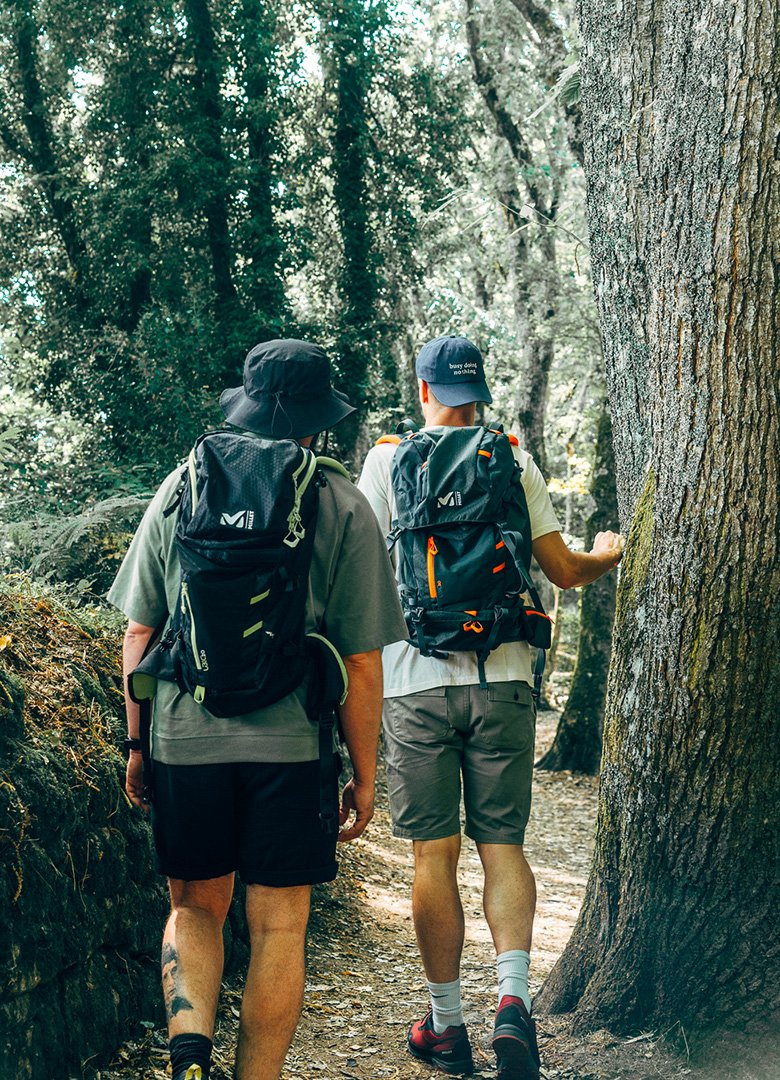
top-left (279, 711), bottom-right (599, 1080)
top-left (108, 714), bottom-right (694, 1080)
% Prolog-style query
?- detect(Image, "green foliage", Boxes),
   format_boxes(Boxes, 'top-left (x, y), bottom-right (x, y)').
top-left (1, 494), bottom-right (150, 598)
top-left (1, 0), bottom-right (604, 594)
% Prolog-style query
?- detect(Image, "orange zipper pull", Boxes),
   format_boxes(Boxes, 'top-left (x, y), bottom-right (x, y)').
top-left (427, 536), bottom-right (438, 598)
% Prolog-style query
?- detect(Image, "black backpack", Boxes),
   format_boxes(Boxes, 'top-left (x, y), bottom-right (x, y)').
top-left (129, 429), bottom-right (349, 831)
top-left (385, 424), bottom-right (551, 690)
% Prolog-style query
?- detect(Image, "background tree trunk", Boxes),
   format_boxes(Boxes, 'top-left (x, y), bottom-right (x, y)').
top-left (184, 0), bottom-right (238, 311)
top-left (536, 0), bottom-right (780, 1043)
top-left (536, 405), bottom-right (618, 773)
top-left (239, 0), bottom-right (288, 329)
top-left (318, 0), bottom-right (380, 466)
top-left (465, 0), bottom-right (562, 478)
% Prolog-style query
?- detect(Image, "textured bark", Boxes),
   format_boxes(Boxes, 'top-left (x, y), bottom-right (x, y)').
top-left (536, 406), bottom-right (618, 773)
top-left (537, 0), bottom-right (780, 1042)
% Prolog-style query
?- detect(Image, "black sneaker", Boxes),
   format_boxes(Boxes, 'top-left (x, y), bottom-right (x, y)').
top-left (492, 995), bottom-right (540, 1080)
top-left (408, 1009), bottom-right (474, 1075)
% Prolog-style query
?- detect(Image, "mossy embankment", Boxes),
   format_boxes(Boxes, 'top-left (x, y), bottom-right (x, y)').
top-left (0, 582), bottom-right (167, 1079)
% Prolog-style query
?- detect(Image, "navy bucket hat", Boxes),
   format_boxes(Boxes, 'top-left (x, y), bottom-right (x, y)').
top-left (415, 335), bottom-right (493, 407)
top-left (220, 339), bottom-right (355, 439)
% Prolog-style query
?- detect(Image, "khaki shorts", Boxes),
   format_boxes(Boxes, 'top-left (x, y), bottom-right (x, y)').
top-left (383, 682), bottom-right (536, 844)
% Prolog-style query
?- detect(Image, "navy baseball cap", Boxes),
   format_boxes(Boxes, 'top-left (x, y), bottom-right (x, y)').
top-left (415, 335), bottom-right (493, 407)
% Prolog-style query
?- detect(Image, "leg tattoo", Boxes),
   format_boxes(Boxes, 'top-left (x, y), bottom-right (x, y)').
top-left (161, 942), bottom-right (194, 1021)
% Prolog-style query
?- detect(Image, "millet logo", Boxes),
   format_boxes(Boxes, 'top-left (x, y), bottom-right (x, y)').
top-left (220, 510), bottom-right (255, 529)
top-left (437, 491), bottom-right (462, 508)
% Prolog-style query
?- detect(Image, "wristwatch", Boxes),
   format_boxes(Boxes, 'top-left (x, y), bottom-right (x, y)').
top-left (123, 738), bottom-right (142, 756)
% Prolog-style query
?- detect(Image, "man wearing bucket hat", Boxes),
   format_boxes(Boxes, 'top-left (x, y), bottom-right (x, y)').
top-left (359, 335), bottom-right (623, 1080)
top-left (109, 339), bottom-right (407, 1080)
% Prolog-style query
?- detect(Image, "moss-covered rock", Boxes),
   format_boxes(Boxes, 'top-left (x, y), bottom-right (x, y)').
top-left (0, 583), bottom-right (168, 1078)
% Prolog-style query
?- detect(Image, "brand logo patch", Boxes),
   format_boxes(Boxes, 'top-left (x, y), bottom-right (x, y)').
top-left (437, 491), bottom-right (462, 508)
top-left (220, 510), bottom-right (255, 529)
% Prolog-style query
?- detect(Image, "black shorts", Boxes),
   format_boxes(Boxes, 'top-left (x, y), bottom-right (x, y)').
top-left (150, 757), bottom-right (340, 887)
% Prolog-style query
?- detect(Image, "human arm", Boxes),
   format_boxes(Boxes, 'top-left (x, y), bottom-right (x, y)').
top-left (356, 445), bottom-right (394, 536)
top-left (532, 529), bottom-right (624, 590)
top-left (336, 648), bottom-right (383, 842)
top-left (122, 619), bottom-right (156, 811)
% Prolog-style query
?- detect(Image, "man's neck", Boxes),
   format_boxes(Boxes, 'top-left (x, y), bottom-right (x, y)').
top-left (422, 407), bottom-right (476, 428)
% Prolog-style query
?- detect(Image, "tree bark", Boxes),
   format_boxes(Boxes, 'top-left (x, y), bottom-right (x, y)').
top-left (536, 405), bottom-right (618, 773)
top-left (536, 0), bottom-right (780, 1043)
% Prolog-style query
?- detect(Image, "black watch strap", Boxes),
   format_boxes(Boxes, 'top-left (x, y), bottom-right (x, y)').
top-left (123, 738), bottom-right (142, 755)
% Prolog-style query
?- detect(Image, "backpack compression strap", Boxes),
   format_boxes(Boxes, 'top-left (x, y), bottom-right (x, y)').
top-left (305, 633), bottom-right (349, 834)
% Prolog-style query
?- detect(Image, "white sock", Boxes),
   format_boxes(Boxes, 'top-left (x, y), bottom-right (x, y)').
top-left (496, 950), bottom-right (531, 1013)
top-left (427, 977), bottom-right (464, 1034)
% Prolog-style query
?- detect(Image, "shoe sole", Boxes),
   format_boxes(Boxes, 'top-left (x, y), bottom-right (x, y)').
top-left (492, 1031), bottom-right (539, 1080)
top-left (408, 1041), bottom-right (475, 1075)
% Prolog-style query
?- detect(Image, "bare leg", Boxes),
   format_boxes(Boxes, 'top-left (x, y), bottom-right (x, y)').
top-left (477, 843), bottom-right (536, 953)
top-left (234, 884), bottom-right (312, 1080)
top-left (412, 835), bottom-right (464, 983)
top-left (163, 874), bottom-right (235, 1038)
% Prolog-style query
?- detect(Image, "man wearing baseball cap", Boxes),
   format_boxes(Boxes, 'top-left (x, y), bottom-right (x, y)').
top-left (108, 339), bottom-right (407, 1080)
top-left (358, 335), bottom-right (623, 1079)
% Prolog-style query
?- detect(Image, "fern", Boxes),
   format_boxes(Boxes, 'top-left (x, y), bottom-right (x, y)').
top-left (523, 63), bottom-right (581, 124)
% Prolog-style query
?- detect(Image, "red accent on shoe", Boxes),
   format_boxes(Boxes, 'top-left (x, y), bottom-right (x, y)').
top-left (408, 1010), bottom-right (474, 1075)
top-left (493, 996), bottom-right (540, 1080)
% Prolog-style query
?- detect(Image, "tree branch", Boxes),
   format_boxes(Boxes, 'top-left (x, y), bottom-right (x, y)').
top-left (13, 5), bottom-right (89, 287)
top-left (464, 0), bottom-right (543, 207)
top-left (506, 0), bottom-right (567, 62)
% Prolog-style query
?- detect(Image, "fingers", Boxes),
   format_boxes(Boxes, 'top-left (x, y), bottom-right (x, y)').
top-left (126, 758), bottom-right (150, 813)
top-left (593, 530), bottom-right (626, 562)
top-left (337, 780), bottom-right (375, 843)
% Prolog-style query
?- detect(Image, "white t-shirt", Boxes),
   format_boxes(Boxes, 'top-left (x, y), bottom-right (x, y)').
top-left (358, 430), bottom-right (562, 697)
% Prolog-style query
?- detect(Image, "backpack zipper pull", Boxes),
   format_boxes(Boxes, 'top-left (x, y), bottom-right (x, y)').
top-left (427, 536), bottom-right (438, 598)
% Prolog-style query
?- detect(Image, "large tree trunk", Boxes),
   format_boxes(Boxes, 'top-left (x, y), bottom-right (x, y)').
top-left (318, 0), bottom-right (379, 466)
top-left (536, 0), bottom-right (780, 1043)
top-left (536, 405), bottom-right (618, 773)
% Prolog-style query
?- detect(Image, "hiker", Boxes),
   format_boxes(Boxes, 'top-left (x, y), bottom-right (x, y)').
top-left (108, 339), bottom-right (407, 1080)
top-left (358, 335), bottom-right (623, 1080)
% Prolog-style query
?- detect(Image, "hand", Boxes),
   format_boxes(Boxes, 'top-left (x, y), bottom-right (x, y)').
top-left (337, 777), bottom-right (375, 842)
top-left (591, 530), bottom-right (625, 566)
top-left (126, 752), bottom-right (150, 812)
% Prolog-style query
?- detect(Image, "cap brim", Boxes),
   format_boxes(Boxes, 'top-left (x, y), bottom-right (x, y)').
top-left (428, 380), bottom-right (493, 407)
top-left (220, 386), bottom-right (355, 438)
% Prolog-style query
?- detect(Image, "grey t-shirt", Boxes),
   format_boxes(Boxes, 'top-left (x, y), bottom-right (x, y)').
top-left (108, 460), bottom-right (408, 764)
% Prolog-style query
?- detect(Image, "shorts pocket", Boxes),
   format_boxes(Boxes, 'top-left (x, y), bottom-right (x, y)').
top-left (487, 682), bottom-right (533, 706)
top-left (383, 689), bottom-right (451, 746)
top-left (477, 682), bottom-right (535, 751)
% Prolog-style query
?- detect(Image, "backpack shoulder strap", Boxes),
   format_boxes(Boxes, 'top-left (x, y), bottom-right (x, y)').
top-left (317, 455), bottom-right (351, 482)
